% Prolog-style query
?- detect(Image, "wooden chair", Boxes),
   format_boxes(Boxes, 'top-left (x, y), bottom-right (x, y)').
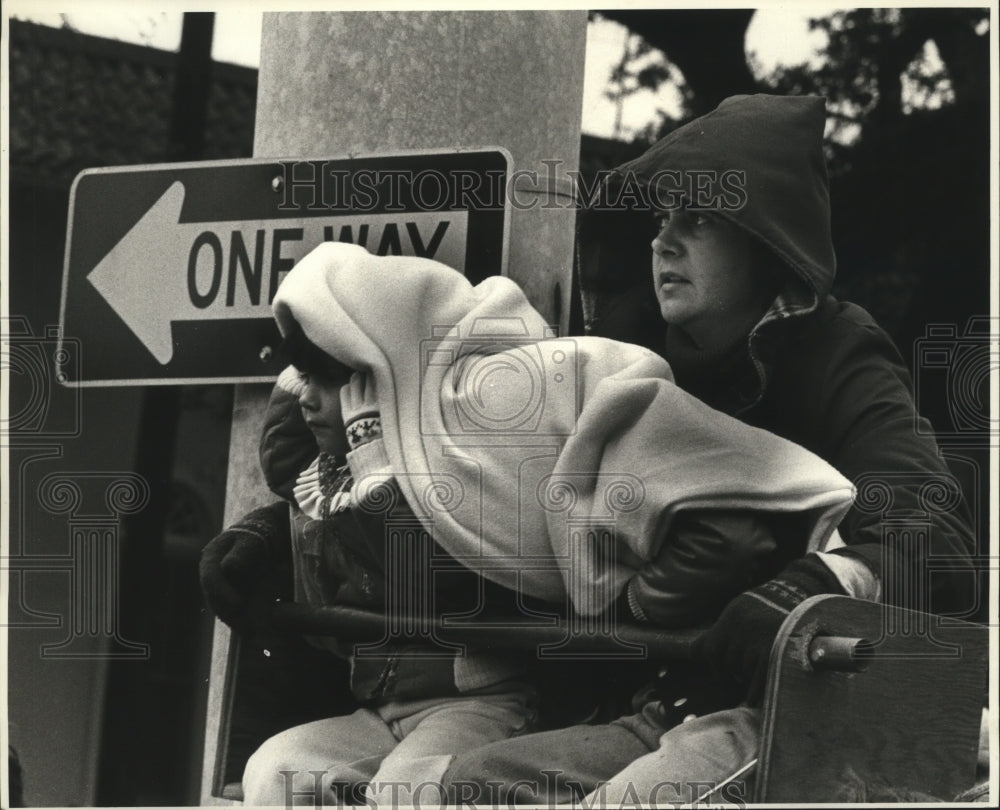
top-left (203, 594), bottom-right (987, 803)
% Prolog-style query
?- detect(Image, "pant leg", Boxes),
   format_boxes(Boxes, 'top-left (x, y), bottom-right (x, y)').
top-left (441, 705), bottom-right (666, 805)
top-left (366, 692), bottom-right (536, 805)
top-left (579, 707), bottom-right (760, 807)
top-left (242, 710), bottom-right (397, 806)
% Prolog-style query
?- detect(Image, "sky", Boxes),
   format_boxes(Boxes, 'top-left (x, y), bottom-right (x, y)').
top-left (6, 2), bottom-right (839, 140)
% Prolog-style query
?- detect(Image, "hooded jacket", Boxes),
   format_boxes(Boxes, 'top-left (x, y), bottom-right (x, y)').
top-left (268, 241), bottom-right (854, 622)
top-left (578, 94), bottom-right (974, 615)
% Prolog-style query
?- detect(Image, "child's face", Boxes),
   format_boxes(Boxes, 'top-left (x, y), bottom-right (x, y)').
top-left (650, 209), bottom-right (772, 337)
top-left (298, 370), bottom-right (350, 457)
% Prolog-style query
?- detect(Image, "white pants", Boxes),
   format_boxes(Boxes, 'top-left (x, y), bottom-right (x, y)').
top-left (580, 705), bottom-right (993, 805)
top-left (242, 689), bottom-right (535, 806)
top-left (579, 707), bottom-right (760, 807)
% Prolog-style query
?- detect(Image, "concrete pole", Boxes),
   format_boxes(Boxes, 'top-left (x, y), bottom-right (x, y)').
top-left (201, 10), bottom-right (586, 803)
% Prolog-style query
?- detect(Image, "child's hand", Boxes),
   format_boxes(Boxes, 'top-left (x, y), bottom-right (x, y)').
top-left (340, 372), bottom-right (382, 450)
top-left (340, 372), bottom-right (394, 504)
top-left (199, 502), bottom-right (291, 634)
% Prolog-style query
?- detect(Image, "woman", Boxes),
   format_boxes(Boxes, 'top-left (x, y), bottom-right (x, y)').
top-left (438, 93), bottom-right (976, 805)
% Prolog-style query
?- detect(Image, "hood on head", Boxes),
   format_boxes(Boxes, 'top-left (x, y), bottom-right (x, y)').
top-left (579, 94), bottom-right (836, 345)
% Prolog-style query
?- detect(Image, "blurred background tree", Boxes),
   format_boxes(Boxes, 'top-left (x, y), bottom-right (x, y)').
top-left (595, 7), bottom-right (990, 369)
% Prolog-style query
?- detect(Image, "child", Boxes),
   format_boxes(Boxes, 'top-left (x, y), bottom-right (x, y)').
top-left (230, 350), bottom-right (539, 806)
top-left (201, 240), bottom-right (855, 805)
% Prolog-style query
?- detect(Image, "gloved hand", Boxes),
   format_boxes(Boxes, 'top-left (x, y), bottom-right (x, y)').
top-left (691, 553), bottom-right (845, 706)
top-left (199, 501), bottom-right (292, 634)
top-left (340, 373), bottom-right (394, 509)
top-left (340, 372), bottom-right (382, 450)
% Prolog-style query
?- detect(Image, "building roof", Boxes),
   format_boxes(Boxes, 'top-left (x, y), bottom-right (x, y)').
top-left (8, 19), bottom-right (258, 189)
top-left (9, 18), bottom-right (638, 194)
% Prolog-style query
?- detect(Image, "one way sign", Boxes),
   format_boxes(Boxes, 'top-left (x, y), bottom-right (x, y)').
top-left (58, 149), bottom-right (510, 386)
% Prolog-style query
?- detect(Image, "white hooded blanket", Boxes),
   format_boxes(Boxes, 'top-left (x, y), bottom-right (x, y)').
top-left (272, 242), bottom-right (854, 615)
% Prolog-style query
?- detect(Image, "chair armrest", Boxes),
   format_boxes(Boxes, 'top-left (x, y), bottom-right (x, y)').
top-left (269, 601), bottom-right (702, 659)
top-left (756, 595), bottom-right (988, 802)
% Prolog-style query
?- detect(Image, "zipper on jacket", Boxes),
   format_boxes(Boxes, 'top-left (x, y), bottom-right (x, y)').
top-left (370, 653), bottom-right (399, 700)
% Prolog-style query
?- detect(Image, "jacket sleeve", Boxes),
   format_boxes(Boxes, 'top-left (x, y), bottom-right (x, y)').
top-left (625, 509), bottom-right (786, 628)
top-left (797, 309), bottom-right (976, 617)
top-left (259, 383), bottom-right (318, 501)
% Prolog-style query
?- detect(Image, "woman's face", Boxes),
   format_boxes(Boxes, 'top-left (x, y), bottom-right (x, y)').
top-left (298, 370), bottom-right (350, 456)
top-left (651, 210), bottom-right (775, 344)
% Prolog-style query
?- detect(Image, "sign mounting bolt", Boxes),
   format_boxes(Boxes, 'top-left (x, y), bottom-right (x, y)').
top-left (259, 345), bottom-right (273, 363)
top-left (271, 175), bottom-right (284, 193)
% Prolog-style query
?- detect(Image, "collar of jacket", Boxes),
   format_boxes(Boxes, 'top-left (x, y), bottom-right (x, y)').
top-left (738, 282), bottom-right (820, 415)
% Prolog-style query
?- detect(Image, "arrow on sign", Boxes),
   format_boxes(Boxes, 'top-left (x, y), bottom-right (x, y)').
top-left (86, 181), bottom-right (467, 364)
top-left (88, 182), bottom-right (232, 364)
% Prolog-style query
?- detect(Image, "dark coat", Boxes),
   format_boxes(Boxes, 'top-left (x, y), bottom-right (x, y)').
top-left (688, 295), bottom-right (973, 616)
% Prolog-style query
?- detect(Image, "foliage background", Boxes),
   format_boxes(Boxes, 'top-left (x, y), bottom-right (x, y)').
top-left (589, 7), bottom-right (991, 376)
